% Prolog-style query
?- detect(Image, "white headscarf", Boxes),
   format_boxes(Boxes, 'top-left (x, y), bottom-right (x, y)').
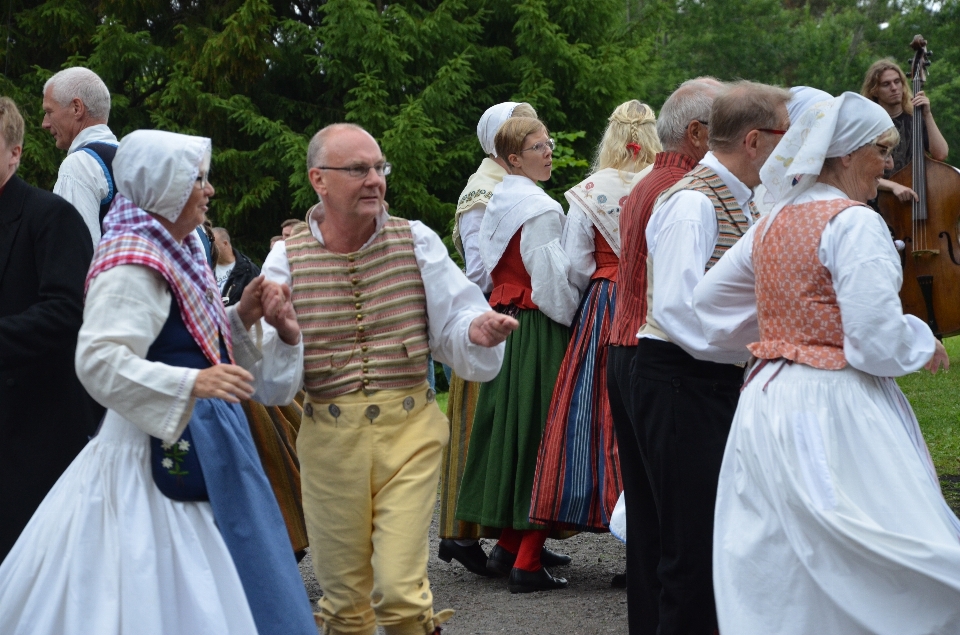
top-left (787, 86), bottom-right (832, 124)
top-left (114, 130), bottom-right (212, 222)
top-left (477, 102), bottom-right (519, 157)
top-left (759, 91), bottom-right (893, 228)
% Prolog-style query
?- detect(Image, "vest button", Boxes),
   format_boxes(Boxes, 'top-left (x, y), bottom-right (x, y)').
top-left (356, 314), bottom-right (363, 320)
top-left (363, 378), bottom-right (370, 385)
top-left (362, 367), bottom-right (368, 373)
top-left (355, 303), bottom-right (362, 310)
top-left (349, 266), bottom-right (357, 273)
top-left (348, 255), bottom-right (355, 262)
top-left (358, 325), bottom-right (365, 332)
top-left (361, 346), bottom-right (368, 352)
top-left (351, 278), bottom-right (359, 285)
top-left (362, 357), bottom-right (369, 363)
top-left (354, 291), bottom-right (361, 298)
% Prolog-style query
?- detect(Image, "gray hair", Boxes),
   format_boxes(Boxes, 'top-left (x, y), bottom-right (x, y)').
top-left (306, 122), bottom-right (368, 170)
top-left (43, 67), bottom-right (111, 122)
top-left (656, 80), bottom-right (721, 152)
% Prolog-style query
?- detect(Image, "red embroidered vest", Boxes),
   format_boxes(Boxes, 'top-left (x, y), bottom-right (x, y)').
top-left (488, 232), bottom-right (538, 310)
top-left (748, 199), bottom-right (864, 370)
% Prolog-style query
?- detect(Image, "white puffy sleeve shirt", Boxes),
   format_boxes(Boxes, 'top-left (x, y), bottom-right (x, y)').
top-left (560, 200), bottom-right (596, 296)
top-left (693, 182), bottom-right (936, 376)
top-left (262, 214), bottom-right (505, 383)
top-left (458, 206), bottom-right (493, 294)
top-left (76, 265), bottom-right (304, 444)
top-left (520, 212), bottom-right (582, 327)
top-left (643, 153), bottom-right (754, 364)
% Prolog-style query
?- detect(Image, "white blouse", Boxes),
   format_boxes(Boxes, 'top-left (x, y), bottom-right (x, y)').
top-left (693, 182), bottom-right (936, 376)
top-left (262, 208), bottom-right (505, 383)
top-left (561, 200), bottom-right (596, 296)
top-left (76, 265), bottom-right (304, 444)
top-left (458, 206), bottom-right (493, 294)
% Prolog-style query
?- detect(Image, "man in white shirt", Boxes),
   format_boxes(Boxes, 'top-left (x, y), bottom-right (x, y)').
top-left (631, 81), bottom-right (791, 635)
top-left (42, 67), bottom-right (118, 248)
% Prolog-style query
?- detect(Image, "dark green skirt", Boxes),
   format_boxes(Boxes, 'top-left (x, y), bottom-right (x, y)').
top-left (455, 309), bottom-right (570, 530)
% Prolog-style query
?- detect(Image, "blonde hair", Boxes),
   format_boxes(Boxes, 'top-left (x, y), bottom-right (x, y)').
top-left (512, 102), bottom-right (538, 119)
top-left (0, 97), bottom-right (24, 149)
top-left (591, 100), bottom-right (660, 174)
top-left (494, 117), bottom-right (547, 163)
top-left (861, 59), bottom-right (914, 115)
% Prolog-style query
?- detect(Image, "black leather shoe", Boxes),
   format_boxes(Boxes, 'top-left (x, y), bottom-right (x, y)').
top-left (485, 544), bottom-right (516, 577)
top-left (437, 539), bottom-right (496, 577)
top-left (508, 566), bottom-right (568, 593)
top-left (540, 546), bottom-right (572, 567)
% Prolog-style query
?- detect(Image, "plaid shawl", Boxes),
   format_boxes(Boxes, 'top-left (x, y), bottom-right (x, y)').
top-left (86, 194), bottom-right (233, 365)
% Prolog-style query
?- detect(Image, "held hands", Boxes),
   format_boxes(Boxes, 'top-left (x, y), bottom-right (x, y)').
top-left (192, 364), bottom-right (255, 403)
top-left (925, 339), bottom-right (950, 375)
top-left (236, 276), bottom-right (301, 345)
top-left (468, 311), bottom-right (519, 347)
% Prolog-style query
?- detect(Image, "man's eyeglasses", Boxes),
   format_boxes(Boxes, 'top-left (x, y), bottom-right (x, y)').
top-left (520, 138), bottom-right (556, 155)
top-left (316, 162), bottom-right (392, 179)
top-left (757, 128), bottom-right (788, 135)
top-left (196, 171), bottom-right (209, 189)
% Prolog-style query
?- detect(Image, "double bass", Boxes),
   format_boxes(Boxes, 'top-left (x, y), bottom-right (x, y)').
top-left (878, 35), bottom-right (960, 338)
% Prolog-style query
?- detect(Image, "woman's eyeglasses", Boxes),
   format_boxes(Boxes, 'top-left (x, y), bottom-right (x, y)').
top-left (520, 138), bottom-right (556, 155)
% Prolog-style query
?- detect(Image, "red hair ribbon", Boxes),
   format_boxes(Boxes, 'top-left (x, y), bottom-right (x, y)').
top-left (626, 142), bottom-right (642, 157)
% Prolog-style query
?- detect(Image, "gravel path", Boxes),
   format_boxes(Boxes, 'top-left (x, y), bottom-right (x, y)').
top-left (299, 504), bottom-right (629, 634)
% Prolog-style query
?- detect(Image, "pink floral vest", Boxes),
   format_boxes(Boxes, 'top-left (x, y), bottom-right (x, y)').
top-left (748, 199), bottom-right (865, 370)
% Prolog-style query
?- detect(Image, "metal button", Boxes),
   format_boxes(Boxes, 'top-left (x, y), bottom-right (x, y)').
top-left (361, 345), bottom-right (368, 352)
top-left (351, 278), bottom-right (359, 285)
top-left (362, 357), bottom-right (369, 363)
top-left (354, 291), bottom-right (361, 298)
top-left (362, 367), bottom-right (368, 374)
top-left (402, 396), bottom-right (415, 412)
top-left (355, 303), bottom-right (362, 310)
top-left (426, 389), bottom-right (436, 403)
top-left (304, 403), bottom-right (314, 417)
top-left (356, 314), bottom-right (363, 320)
top-left (358, 325), bottom-right (365, 332)
top-left (365, 405), bottom-right (380, 420)
top-left (328, 404), bottom-right (341, 418)
top-left (363, 378), bottom-right (370, 385)
top-left (348, 255), bottom-right (355, 262)
top-left (349, 266), bottom-right (357, 273)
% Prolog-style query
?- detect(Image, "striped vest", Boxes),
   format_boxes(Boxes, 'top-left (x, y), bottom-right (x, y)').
top-left (640, 164), bottom-right (759, 341)
top-left (286, 217), bottom-right (430, 399)
top-left (748, 199), bottom-right (861, 370)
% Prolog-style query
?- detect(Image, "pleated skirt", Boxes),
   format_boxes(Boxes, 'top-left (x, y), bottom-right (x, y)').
top-left (529, 278), bottom-right (622, 531)
top-left (714, 361), bottom-right (960, 635)
top-left (455, 309), bottom-right (569, 530)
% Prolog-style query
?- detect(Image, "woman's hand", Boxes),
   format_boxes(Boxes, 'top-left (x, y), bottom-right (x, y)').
top-left (236, 276), bottom-right (265, 330)
top-left (468, 311), bottom-right (519, 347)
top-left (192, 364), bottom-right (255, 402)
top-left (261, 281), bottom-right (300, 345)
top-left (925, 339), bottom-right (950, 375)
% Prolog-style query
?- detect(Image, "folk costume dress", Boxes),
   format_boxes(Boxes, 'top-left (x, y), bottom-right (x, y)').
top-left (529, 167), bottom-right (641, 531)
top-left (456, 174), bottom-right (580, 535)
top-left (0, 132), bottom-right (315, 635)
top-left (440, 156), bottom-right (507, 540)
top-left (695, 94), bottom-right (960, 635)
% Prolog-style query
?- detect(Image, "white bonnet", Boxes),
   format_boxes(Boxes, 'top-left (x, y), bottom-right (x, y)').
top-left (477, 102), bottom-right (519, 157)
top-left (114, 130), bottom-right (212, 222)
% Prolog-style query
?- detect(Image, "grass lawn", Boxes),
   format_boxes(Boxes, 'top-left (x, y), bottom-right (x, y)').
top-left (896, 336), bottom-right (960, 512)
top-left (435, 390), bottom-right (448, 415)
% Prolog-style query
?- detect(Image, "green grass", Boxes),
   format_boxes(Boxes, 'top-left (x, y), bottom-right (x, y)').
top-left (896, 336), bottom-right (960, 512)
top-left (435, 390), bottom-right (448, 415)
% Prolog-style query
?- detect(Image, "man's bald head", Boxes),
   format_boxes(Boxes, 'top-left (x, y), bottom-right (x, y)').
top-left (306, 123), bottom-right (376, 170)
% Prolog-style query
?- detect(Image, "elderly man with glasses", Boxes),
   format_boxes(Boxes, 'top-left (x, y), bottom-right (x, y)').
top-left (260, 123), bottom-right (517, 635)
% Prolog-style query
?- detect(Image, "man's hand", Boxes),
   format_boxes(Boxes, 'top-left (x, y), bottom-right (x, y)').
top-left (890, 182), bottom-right (918, 202)
top-left (912, 91), bottom-right (932, 112)
top-left (468, 311), bottom-right (519, 347)
top-left (236, 275), bottom-right (265, 330)
top-left (192, 364), bottom-right (255, 402)
top-left (261, 281), bottom-right (300, 345)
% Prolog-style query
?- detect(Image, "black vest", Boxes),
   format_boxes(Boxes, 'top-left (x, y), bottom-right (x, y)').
top-left (77, 141), bottom-right (118, 227)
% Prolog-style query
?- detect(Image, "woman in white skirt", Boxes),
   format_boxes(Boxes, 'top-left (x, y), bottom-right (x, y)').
top-left (0, 130), bottom-right (317, 635)
top-left (693, 92), bottom-right (960, 635)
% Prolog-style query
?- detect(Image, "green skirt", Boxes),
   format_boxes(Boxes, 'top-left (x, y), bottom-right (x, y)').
top-left (455, 309), bottom-right (570, 530)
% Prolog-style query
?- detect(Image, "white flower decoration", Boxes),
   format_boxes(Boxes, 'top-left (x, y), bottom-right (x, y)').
top-left (161, 458), bottom-right (174, 469)
top-left (161, 442), bottom-right (173, 450)
top-left (178, 440), bottom-right (191, 452)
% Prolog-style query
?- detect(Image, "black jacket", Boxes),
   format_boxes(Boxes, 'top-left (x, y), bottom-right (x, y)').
top-left (0, 175), bottom-right (102, 560)
top-left (222, 249), bottom-right (261, 307)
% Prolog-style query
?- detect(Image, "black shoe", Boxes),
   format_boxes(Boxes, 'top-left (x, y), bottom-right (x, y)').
top-left (540, 546), bottom-right (572, 567)
top-left (485, 544), bottom-right (516, 577)
top-left (438, 539), bottom-right (496, 577)
top-left (508, 566), bottom-right (568, 593)
top-left (611, 572), bottom-right (627, 588)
